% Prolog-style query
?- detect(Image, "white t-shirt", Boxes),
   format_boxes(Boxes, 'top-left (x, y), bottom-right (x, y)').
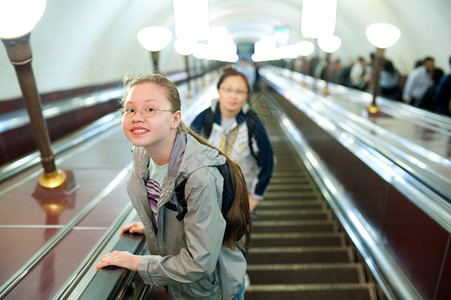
top-left (146, 162), bottom-right (168, 225)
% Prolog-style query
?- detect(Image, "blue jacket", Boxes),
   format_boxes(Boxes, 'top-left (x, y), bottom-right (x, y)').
top-left (191, 100), bottom-right (274, 201)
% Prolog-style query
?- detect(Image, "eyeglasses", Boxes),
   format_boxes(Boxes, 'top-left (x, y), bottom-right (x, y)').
top-left (219, 86), bottom-right (248, 97)
top-left (122, 107), bottom-right (176, 118)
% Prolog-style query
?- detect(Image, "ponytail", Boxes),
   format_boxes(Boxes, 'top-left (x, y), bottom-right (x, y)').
top-left (178, 121), bottom-right (252, 250)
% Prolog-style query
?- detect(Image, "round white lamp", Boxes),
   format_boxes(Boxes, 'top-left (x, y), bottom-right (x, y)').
top-left (317, 35), bottom-right (342, 95)
top-left (174, 39), bottom-right (196, 98)
top-left (0, 0), bottom-right (68, 189)
top-left (137, 26), bottom-right (172, 73)
top-left (0, 0), bottom-right (47, 39)
top-left (296, 40), bottom-right (315, 57)
top-left (365, 23), bottom-right (401, 113)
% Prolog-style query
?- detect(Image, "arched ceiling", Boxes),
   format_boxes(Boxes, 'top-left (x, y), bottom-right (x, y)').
top-left (1, 0), bottom-right (450, 100)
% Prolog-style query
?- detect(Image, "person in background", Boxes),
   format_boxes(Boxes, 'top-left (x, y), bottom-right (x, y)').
top-left (330, 58), bottom-right (342, 83)
top-left (433, 56), bottom-right (451, 116)
top-left (236, 59), bottom-right (256, 92)
top-left (402, 56), bottom-right (435, 104)
top-left (190, 67), bottom-right (274, 288)
top-left (416, 68), bottom-right (444, 110)
top-left (379, 59), bottom-right (401, 100)
top-left (190, 66), bottom-right (274, 215)
top-left (349, 57), bottom-right (368, 90)
top-left (96, 73), bottom-right (251, 300)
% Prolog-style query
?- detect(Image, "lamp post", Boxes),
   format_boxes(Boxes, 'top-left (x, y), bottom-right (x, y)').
top-left (295, 40), bottom-right (315, 86)
top-left (137, 26), bottom-right (172, 73)
top-left (0, 0), bottom-right (67, 188)
top-left (174, 39), bottom-right (196, 98)
top-left (365, 23), bottom-right (401, 113)
top-left (317, 35), bottom-right (341, 95)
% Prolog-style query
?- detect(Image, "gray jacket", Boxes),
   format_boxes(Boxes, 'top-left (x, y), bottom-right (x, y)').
top-left (126, 134), bottom-right (246, 299)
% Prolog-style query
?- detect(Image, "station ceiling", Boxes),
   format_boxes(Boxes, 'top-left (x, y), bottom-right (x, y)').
top-left (0, 0), bottom-right (450, 100)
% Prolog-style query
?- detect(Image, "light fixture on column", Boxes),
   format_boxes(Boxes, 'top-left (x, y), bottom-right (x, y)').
top-left (317, 35), bottom-right (341, 95)
top-left (365, 23), bottom-right (400, 114)
top-left (0, 0), bottom-right (68, 189)
top-left (295, 40), bottom-right (315, 86)
top-left (137, 26), bottom-right (172, 73)
top-left (173, 0), bottom-right (209, 42)
top-left (174, 39), bottom-right (196, 98)
top-left (301, 0), bottom-right (337, 39)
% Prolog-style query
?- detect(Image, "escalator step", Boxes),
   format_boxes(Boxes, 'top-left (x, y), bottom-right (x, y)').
top-left (258, 200), bottom-right (323, 210)
top-left (250, 232), bottom-right (345, 247)
top-left (251, 220), bottom-right (338, 233)
top-left (267, 184), bottom-right (315, 192)
top-left (255, 209), bottom-right (332, 221)
top-left (244, 283), bottom-right (377, 300)
top-left (264, 191), bottom-right (321, 200)
top-left (271, 171), bottom-right (308, 177)
top-left (269, 177), bottom-right (311, 184)
top-left (247, 246), bottom-right (355, 264)
top-left (246, 263), bottom-right (366, 284)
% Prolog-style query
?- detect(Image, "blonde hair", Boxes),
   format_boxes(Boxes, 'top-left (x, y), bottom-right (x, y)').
top-left (121, 73), bottom-right (252, 250)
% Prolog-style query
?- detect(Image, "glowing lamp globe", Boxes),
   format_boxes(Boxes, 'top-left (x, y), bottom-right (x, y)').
top-left (296, 41), bottom-right (315, 56)
top-left (317, 35), bottom-right (341, 53)
top-left (0, 0), bottom-right (47, 39)
top-left (137, 26), bottom-right (172, 52)
top-left (365, 23), bottom-right (401, 49)
top-left (174, 39), bottom-right (196, 56)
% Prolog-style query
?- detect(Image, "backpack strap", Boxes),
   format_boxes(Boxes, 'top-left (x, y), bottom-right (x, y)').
top-left (172, 178), bottom-right (188, 221)
top-left (216, 163), bottom-right (234, 218)
top-left (246, 108), bottom-right (258, 160)
top-left (202, 108), bottom-right (215, 138)
top-left (170, 163), bottom-right (235, 222)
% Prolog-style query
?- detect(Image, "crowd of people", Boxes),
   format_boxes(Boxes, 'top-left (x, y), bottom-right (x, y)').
top-left (294, 54), bottom-right (451, 116)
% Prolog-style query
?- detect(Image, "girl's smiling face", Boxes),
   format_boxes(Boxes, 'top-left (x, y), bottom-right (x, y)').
top-left (122, 82), bottom-right (180, 155)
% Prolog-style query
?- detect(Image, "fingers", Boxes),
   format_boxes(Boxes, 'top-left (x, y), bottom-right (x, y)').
top-left (95, 250), bottom-right (140, 272)
top-left (119, 221), bottom-right (144, 236)
top-left (119, 223), bottom-right (133, 237)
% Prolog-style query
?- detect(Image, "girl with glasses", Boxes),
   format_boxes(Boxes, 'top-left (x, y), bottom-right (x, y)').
top-left (96, 73), bottom-right (251, 300)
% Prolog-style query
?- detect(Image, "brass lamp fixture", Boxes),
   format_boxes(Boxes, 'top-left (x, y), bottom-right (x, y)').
top-left (174, 39), bottom-right (196, 98)
top-left (295, 41), bottom-right (315, 86)
top-left (0, 0), bottom-right (67, 188)
top-left (317, 35), bottom-right (341, 95)
top-left (137, 26), bottom-right (173, 74)
top-left (365, 23), bottom-right (401, 113)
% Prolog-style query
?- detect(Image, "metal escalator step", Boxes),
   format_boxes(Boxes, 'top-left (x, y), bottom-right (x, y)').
top-left (250, 232), bottom-right (345, 247)
top-left (251, 220), bottom-right (338, 233)
top-left (244, 283), bottom-right (377, 300)
top-left (271, 170), bottom-right (307, 177)
top-left (268, 177), bottom-right (311, 184)
top-left (247, 263), bottom-right (366, 284)
top-left (273, 166), bottom-right (307, 172)
top-left (247, 246), bottom-right (355, 264)
top-left (264, 190), bottom-right (321, 200)
top-left (267, 183), bottom-right (314, 192)
top-left (255, 209), bottom-right (332, 221)
top-left (257, 200), bottom-right (323, 210)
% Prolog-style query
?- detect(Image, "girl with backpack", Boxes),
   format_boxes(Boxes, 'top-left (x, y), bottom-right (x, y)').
top-left (96, 73), bottom-right (251, 300)
top-left (191, 66), bottom-right (274, 213)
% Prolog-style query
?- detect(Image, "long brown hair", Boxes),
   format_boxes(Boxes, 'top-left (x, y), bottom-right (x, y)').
top-left (120, 73), bottom-right (252, 250)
